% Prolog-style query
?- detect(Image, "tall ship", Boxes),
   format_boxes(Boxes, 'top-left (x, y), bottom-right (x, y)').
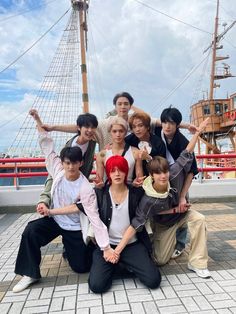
top-left (0, 0), bottom-right (236, 185)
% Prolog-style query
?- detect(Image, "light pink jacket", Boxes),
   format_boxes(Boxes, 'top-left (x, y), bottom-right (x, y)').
top-left (39, 131), bottom-right (110, 249)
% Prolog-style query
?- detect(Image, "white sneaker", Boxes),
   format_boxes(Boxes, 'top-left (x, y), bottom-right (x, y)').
top-left (13, 276), bottom-right (38, 293)
top-left (188, 263), bottom-right (211, 278)
top-left (171, 249), bottom-right (184, 259)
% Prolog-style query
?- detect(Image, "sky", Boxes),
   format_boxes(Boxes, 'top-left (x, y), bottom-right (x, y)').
top-left (0, 0), bottom-right (235, 152)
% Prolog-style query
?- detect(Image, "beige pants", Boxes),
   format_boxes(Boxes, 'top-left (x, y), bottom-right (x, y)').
top-left (152, 209), bottom-right (208, 269)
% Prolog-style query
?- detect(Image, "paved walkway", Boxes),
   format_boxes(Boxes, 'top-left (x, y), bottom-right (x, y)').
top-left (0, 202), bottom-right (236, 313)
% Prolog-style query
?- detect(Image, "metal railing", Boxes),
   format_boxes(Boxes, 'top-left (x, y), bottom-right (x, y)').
top-left (0, 154), bottom-right (236, 187)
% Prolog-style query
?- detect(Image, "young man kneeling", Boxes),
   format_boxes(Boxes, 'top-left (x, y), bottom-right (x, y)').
top-left (13, 110), bottom-right (110, 293)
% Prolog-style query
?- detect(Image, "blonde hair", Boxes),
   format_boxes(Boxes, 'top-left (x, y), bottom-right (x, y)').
top-left (107, 116), bottom-right (128, 133)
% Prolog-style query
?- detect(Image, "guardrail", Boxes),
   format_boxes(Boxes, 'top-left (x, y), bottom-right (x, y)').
top-left (0, 154), bottom-right (236, 187)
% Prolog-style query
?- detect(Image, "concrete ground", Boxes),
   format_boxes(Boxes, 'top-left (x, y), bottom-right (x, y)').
top-left (0, 202), bottom-right (236, 314)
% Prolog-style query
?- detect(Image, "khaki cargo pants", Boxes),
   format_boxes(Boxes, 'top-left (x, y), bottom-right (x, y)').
top-left (151, 209), bottom-right (208, 269)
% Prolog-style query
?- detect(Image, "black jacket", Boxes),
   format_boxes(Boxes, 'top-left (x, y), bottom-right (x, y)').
top-left (95, 184), bottom-right (152, 253)
top-left (155, 127), bottom-right (198, 176)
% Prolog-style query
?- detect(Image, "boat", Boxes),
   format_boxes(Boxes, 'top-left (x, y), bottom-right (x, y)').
top-left (0, 0), bottom-right (236, 186)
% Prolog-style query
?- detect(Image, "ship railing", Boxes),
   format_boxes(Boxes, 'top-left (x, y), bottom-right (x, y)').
top-left (0, 155), bottom-right (236, 188)
top-left (0, 157), bottom-right (96, 189)
top-left (196, 153), bottom-right (236, 182)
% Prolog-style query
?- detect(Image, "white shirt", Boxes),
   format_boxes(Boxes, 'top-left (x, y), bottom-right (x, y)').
top-left (71, 136), bottom-right (89, 156)
top-left (108, 190), bottom-right (137, 245)
top-left (52, 176), bottom-right (82, 231)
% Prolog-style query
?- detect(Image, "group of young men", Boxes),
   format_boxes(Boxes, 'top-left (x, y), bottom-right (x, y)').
top-left (12, 92), bottom-right (211, 294)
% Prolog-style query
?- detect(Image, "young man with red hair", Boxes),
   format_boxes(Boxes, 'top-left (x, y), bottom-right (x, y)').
top-left (88, 155), bottom-right (161, 294)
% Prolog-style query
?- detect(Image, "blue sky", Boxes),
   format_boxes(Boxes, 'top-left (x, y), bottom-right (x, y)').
top-left (0, 0), bottom-right (236, 152)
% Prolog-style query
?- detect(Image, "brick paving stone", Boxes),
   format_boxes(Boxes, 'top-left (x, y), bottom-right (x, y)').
top-left (123, 278), bottom-right (136, 289)
top-left (161, 285), bottom-right (178, 298)
top-left (211, 299), bottom-right (236, 309)
top-left (193, 295), bottom-right (214, 311)
top-left (158, 304), bottom-right (187, 313)
top-left (49, 297), bottom-right (64, 312)
top-left (126, 288), bottom-right (150, 296)
top-left (90, 306), bottom-right (104, 314)
top-left (22, 305), bottom-right (50, 314)
top-left (166, 274), bottom-right (182, 285)
top-left (181, 296), bottom-right (200, 312)
top-left (216, 309), bottom-right (233, 313)
top-left (143, 301), bottom-right (159, 313)
top-left (27, 287), bottom-right (42, 300)
top-left (24, 298), bottom-right (51, 307)
top-left (8, 301), bottom-right (25, 314)
top-left (63, 296), bottom-right (76, 310)
top-left (77, 293), bottom-right (101, 301)
top-left (40, 286), bottom-right (54, 299)
top-left (156, 298), bottom-right (182, 307)
top-left (114, 290), bottom-right (128, 304)
top-left (129, 302), bottom-right (145, 314)
top-left (103, 303), bottom-right (130, 312)
top-left (77, 299), bottom-right (102, 308)
top-left (205, 293), bottom-right (232, 302)
top-left (195, 282), bottom-right (214, 294)
top-left (127, 293), bottom-right (153, 303)
top-left (102, 291), bottom-right (115, 305)
top-left (150, 287), bottom-right (166, 300)
top-left (176, 274), bottom-right (192, 285)
top-left (0, 303), bottom-right (11, 314)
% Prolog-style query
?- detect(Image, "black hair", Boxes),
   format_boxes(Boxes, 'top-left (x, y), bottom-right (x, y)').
top-left (113, 92), bottom-right (134, 106)
top-left (60, 146), bottom-right (83, 163)
top-left (160, 106), bottom-right (182, 126)
top-left (76, 113), bottom-right (98, 128)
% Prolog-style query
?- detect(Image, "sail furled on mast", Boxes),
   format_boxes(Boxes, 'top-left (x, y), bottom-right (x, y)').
top-left (7, 6), bottom-right (82, 157)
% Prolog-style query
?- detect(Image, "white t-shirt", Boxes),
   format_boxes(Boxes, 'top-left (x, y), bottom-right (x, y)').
top-left (52, 176), bottom-right (82, 231)
top-left (108, 190), bottom-right (137, 245)
top-left (71, 136), bottom-right (89, 156)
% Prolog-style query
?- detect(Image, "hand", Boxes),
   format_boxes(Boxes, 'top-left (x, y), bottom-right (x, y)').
top-left (178, 196), bottom-right (187, 212)
top-left (132, 176), bottom-right (146, 187)
top-left (138, 147), bottom-right (151, 161)
top-left (93, 174), bottom-right (104, 188)
top-left (103, 248), bottom-right (119, 264)
top-left (36, 202), bottom-right (49, 216)
top-left (29, 109), bottom-right (40, 121)
top-left (198, 118), bottom-right (210, 134)
top-left (187, 123), bottom-right (199, 134)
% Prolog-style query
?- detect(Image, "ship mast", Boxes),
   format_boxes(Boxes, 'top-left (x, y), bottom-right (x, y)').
top-left (209, 0), bottom-right (219, 105)
top-left (71, 0), bottom-right (89, 113)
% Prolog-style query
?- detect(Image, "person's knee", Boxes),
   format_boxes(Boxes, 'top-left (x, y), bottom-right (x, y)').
top-left (88, 276), bottom-right (111, 294)
top-left (22, 222), bottom-right (38, 239)
top-left (69, 262), bottom-right (90, 274)
top-left (143, 270), bottom-right (162, 289)
top-left (153, 251), bottom-right (169, 266)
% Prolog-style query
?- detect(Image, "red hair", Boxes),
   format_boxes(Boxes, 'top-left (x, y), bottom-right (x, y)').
top-left (105, 155), bottom-right (129, 184)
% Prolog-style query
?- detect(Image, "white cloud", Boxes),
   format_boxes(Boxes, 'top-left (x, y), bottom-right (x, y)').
top-left (0, 0), bottom-right (236, 152)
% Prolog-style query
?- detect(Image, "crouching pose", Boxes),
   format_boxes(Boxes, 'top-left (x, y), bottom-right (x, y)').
top-left (89, 155), bottom-right (161, 293)
top-left (13, 110), bottom-right (110, 293)
top-left (118, 118), bottom-right (211, 278)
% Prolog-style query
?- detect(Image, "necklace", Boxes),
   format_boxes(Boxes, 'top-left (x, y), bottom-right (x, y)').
top-left (110, 188), bottom-right (128, 206)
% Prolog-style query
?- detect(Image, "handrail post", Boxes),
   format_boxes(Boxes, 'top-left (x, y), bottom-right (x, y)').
top-left (199, 159), bottom-right (203, 184)
top-left (14, 163), bottom-right (19, 190)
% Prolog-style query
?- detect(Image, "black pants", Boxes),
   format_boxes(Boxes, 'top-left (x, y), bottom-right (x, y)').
top-left (88, 241), bottom-right (161, 293)
top-left (15, 217), bottom-right (94, 279)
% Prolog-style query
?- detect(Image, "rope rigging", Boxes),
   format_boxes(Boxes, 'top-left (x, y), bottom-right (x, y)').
top-left (0, 8), bottom-right (70, 75)
top-left (133, 0), bottom-right (213, 35)
top-left (0, 0), bottom-right (59, 23)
